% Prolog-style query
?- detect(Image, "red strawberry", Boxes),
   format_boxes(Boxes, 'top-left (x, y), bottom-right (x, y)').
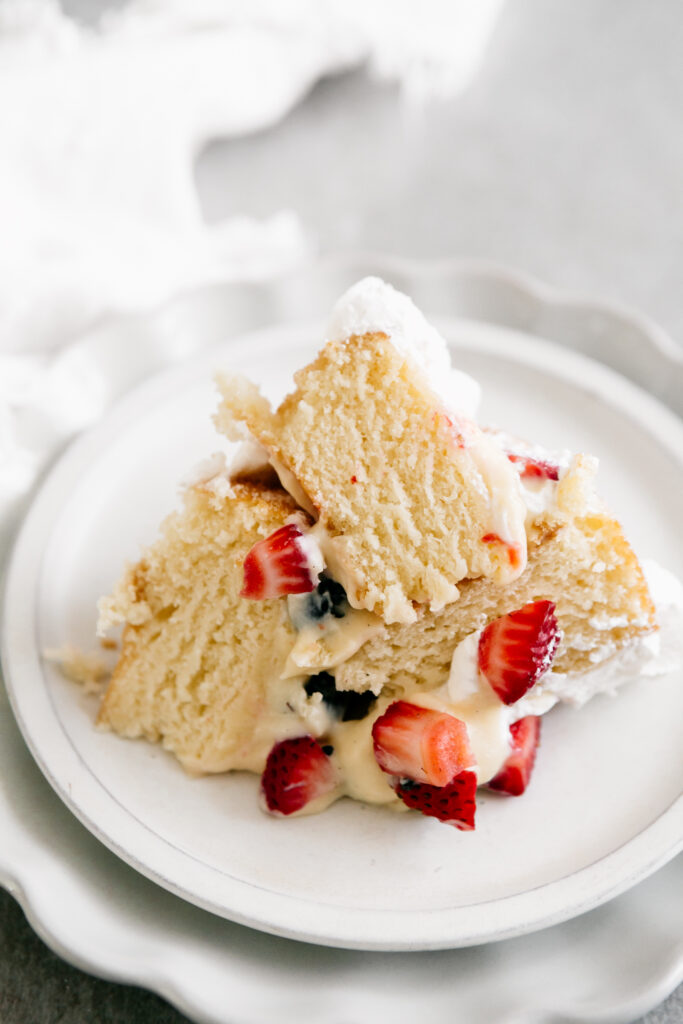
top-left (372, 700), bottom-right (474, 787)
top-left (241, 523), bottom-right (318, 600)
top-left (478, 600), bottom-right (560, 705)
top-left (507, 453), bottom-right (559, 481)
top-left (488, 716), bottom-right (541, 796)
top-left (261, 735), bottom-right (338, 816)
top-left (394, 770), bottom-right (477, 830)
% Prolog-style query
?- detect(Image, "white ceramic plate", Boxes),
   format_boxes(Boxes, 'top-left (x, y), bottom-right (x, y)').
top-left (3, 301), bottom-right (683, 953)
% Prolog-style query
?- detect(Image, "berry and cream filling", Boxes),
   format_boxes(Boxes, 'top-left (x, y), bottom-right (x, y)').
top-left (514, 561), bottom-right (683, 717)
top-left (486, 429), bottom-right (597, 537)
top-left (237, 508), bottom-right (559, 821)
top-left (240, 518), bottom-right (322, 601)
top-left (232, 514), bottom-right (682, 828)
top-left (251, 599), bottom-right (562, 824)
top-left (283, 580), bottom-right (384, 678)
top-left (240, 518), bottom-right (385, 674)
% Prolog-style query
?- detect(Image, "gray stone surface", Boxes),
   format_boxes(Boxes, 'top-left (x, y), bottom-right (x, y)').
top-left (3, 0), bottom-right (682, 1020)
top-left (0, 888), bottom-right (184, 1023)
top-left (198, 0), bottom-right (683, 343)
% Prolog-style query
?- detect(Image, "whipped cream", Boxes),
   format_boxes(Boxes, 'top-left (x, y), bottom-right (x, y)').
top-left (327, 277), bottom-right (481, 418)
top-left (181, 451), bottom-right (229, 489)
top-left (229, 439), bottom-right (271, 478)
top-left (443, 559), bottom-right (683, 727)
top-left (517, 473), bottom-right (559, 526)
top-left (515, 560), bottom-right (683, 716)
top-left (182, 451), bottom-right (235, 504)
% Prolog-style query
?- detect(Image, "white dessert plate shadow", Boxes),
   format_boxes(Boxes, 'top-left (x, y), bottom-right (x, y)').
top-left (2, 303), bottom-right (682, 953)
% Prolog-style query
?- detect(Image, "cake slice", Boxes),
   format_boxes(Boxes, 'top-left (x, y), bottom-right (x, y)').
top-left (97, 478), bottom-right (303, 774)
top-left (94, 278), bottom-right (677, 830)
top-left (215, 278), bottom-right (528, 624)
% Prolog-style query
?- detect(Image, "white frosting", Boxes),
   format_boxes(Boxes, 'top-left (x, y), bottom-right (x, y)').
top-left (327, 277), bottom-right (481, 418)
top-left (441, 629), bottom-right (513, 781)
top-left (181, 451), bottom-right (228, 488)
top-left (519, 477), bottom-right (558, 528)
top-left (181, 451), bottom-right (234, 503)
top-left (229, 439), bottom-right (271, 478)
top-left (491, 433), bottom-right (564, 527)
top-left (516, 560), bottom-right (683, 716)
top-left (447, 630), bottom-right (483, 702)
top-left (466, 436), bottom-right (527, 565)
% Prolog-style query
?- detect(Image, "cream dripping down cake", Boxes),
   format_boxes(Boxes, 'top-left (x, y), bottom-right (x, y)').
top-left (96, 278), bottom-right (682, 829)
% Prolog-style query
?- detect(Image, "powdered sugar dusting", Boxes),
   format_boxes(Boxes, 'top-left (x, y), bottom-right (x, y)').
top-left (327, 277), bottom-right (481, 417)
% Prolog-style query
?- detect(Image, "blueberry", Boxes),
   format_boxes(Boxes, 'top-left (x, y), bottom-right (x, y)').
top-left (305, 576), bottom-right (348, 620)
top-left (288, 576), bottom-right (350, 631)
top-left (304, 672), bottom-right (377, 722)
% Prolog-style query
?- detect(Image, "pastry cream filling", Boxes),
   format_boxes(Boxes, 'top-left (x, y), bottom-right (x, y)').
top-left (282, 599), bottom-right (384, 679)
top-left (465, 431), bottom-right (528, 574)
top-left (269, 455), bottom-right (317, 517)
top-left (254, 559), bottom-right (683, 813)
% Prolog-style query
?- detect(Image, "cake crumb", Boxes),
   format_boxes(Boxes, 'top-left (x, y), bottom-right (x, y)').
top-left (44, 644), bottom-right (111, 694)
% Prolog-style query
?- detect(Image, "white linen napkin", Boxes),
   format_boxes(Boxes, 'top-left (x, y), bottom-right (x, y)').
top-left (0, 0), bottom-right (503, 551)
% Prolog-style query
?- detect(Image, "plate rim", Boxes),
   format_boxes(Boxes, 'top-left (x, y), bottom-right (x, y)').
top-left (2, 299), bottom-right (683, 952)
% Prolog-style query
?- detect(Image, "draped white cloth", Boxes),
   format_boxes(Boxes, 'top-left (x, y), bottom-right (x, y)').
top-left (0, 0), bottom-right (502, 547)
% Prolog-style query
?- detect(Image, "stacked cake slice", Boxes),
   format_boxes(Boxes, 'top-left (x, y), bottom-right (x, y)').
top-left (97, 278), bottom-right (672, 829)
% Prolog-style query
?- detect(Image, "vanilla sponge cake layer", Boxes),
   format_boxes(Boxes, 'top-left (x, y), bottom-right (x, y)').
top-left (97, 482), bottom-right (299, 774)
top-left (98, 477), bottom-right (655, 781)
top-left (216, 331), bottom-right (528, 625)
top-left (334, 510), bottom-right (656, 697)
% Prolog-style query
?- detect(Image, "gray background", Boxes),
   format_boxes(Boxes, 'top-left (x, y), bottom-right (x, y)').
top-left (2, 0), bottom-right (682, 1020)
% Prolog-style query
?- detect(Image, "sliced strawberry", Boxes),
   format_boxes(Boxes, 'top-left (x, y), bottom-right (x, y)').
top-left (394, 770), bottom-right (477, 830)
top-left (478, 599), bottom-right (560, 705)
top-left (507, 453), bottom-right (560, 481)
top-left (372, 700), bottom-right (474, 787)
top-left (488, 716), bottom-right (541, 796)
top-left (261, 735), bottom-right (338, 816)
top-left (241, 523), bottom-right (318, 600)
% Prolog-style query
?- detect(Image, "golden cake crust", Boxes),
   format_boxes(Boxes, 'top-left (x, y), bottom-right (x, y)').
top-left (97, 482), bottom-right (299, 774)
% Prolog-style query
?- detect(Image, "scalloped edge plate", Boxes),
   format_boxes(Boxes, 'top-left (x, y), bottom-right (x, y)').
top-left (1, 256), bottom-right (682, 1021)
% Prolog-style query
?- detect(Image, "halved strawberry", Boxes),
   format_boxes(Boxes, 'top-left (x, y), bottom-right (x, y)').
top-left (478, 600), bottom-right (560, 705)
top-left (261, 735), bottom-right (338, 816)
top-left (507, 453), bottom-right (559, 481)
top-left (372, 700), bottom-right (474, 787)
top-left (394, 770), bottom-right (477, 830)
top-left (241, 523), bottom-right (318, 600)
top-left (488, 716), bottom-right (541, 796)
